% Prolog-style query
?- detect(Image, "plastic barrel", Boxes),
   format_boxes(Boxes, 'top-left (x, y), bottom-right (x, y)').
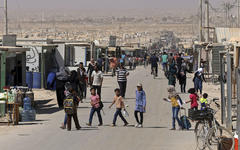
top-left (26, 72), bottom-right (33, 88)
top-left (33, 72), bottom-right (41, 89)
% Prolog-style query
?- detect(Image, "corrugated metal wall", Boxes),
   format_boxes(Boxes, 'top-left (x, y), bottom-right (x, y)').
top-left (212, 45), bottom-right (225, 75)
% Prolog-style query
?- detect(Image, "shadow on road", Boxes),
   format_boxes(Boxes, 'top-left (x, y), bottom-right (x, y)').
top-left (77, 106), bottom-right (92, 109)
top-left (36, 107), bottom-right (60, 114)
top-left (143, 126), bottom-right (168, 129)
top-left (124, 98), bottom-right (135, 100)
top-left (80, 128), bottom-right (99, 131)
top-left (18, 122), bottom-right (43, 126)
top-left (35, 99), bottom-right (61, 114)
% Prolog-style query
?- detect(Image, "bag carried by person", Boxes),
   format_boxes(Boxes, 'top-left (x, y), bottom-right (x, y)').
top-left (64, 95), bottom-right (75, 115)
top-left (176, 95), bottom-right (183, 106)
top-left (165, 71), bottom-right (170, 79)
top-left (99, 101), bottom-right (104, 109)
top-left (180, 108), bottom-right (191, 130)
top-left (123, 109), bottom-right (129, 117)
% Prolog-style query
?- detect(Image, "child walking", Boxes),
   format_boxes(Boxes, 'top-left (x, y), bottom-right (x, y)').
top-left (63, 84), bottom-right (81, 131)
top-left (186, 88), bottom-right (199, 110)
top-left (135, 83), bottom-right (146, 128)
top-left (86, 88), bottom-right (103, 126)
top-left (200, 93), bottom-right (208, 110)
top-left (163, 86), bottom-right (182, 130)
top-left (109, 88), bottom-right (128, 127)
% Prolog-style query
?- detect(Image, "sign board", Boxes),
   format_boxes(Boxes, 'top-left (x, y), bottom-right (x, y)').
top-left (75, 46), bottom-right (87, 66)
top-left (24, 46), bottom-right (42, 72)
top-left (109, 36), bottom-right (117, 47)
top-left (2, 35), bottom-right (17, 46)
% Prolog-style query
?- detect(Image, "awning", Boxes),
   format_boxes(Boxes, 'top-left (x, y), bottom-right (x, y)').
top-left (0, 46), bottom-right (30, 53)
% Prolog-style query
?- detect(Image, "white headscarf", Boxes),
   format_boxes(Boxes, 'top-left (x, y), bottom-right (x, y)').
top-left (56, 67), bottom-right (68, 80)
top-left (198, 68), bottom-right (203, 73)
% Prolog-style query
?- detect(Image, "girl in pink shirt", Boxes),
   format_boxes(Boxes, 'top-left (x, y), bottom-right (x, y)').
top-left (86, 88), bottom-right (103, 126)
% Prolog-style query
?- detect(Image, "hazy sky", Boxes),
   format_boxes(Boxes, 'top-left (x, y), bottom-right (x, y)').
top-left (9, 0), bottom-right (199, 10)
top-left (6, 0), bottom-right (225, 16)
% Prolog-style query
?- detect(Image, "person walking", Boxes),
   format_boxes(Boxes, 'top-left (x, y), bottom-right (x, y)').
top-left (168, 53), bottom-right (174, 65)
top-left (60, 71), bottom-right (80, 129)
top-left (116, 63), bottom-right (129, 98)
top-left (77, 62), bottom-right (88, 99)
top-left (193, 68), bottom-right (206, 94)
top-left (176, 53), bottom-right (183, 73)
top-left (150, 54), bottom-right (159, 76)
top-left (109, 56), bottom-right (118, 77)
top-left (109, 88), bottom-right (128, 127)
top-left (63, 84), bottom-right (81, 131)
top-left (200, 93), bottom-right (208, 110)
top-left (56, 67), bottom-right (69, 109)
top-left (86, 88), bottom-right (103, 126)
top-left (163, 86), bottom-right (182, 130)
top-left (186, 88), bottom-right (199, 110)
top-left (87, 59), bottom-right (95, 86)
top-left (161, 52), bottom-right (168, 72)
top-left (97, 57), bottom-right (103, 71)
top-left (134, 83), bottom-right (146, 128)
top-left (91, 66), bottom-right (103, 98)
top-left (168, 63), bottom-right (177, 87)
top-left (178, 62), bottom-right (187, 93)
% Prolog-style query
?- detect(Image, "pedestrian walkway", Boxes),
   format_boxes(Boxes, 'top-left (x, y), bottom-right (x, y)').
top-left (0, 66), bottom-right (195, 150)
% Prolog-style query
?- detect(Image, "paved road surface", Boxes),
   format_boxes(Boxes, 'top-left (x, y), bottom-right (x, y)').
top-left (0, 66), bottom-right (195, 150)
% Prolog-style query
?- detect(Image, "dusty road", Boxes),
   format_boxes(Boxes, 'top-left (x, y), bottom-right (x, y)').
top-left (0, 66), bottom-right (196, 150)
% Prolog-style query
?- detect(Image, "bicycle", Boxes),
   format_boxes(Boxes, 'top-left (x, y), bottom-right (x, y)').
top-left (190, 98), bottom-right (234, 150)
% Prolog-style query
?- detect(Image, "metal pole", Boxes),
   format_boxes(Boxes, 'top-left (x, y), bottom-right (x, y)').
top-left (238, 0), bottom-right (240, 27)
top-left (205, 0), bottom-right (209, 42)
top-left (226, 51), bottom-right (232, 130)
top-left (41, 48), bottom-right (44, 89)
top-left (220, 53), bottom-right (226, 124)
top-left (105, 48), bottom-right (108, 74)
top-left (237, 47), bottom-right (240, 149)
top-left (4, 0), bottom-right (8, 35)
top-left (0, 51), bottom-right (6, 92)
top-left (199, 0), bottom-right (203, 42)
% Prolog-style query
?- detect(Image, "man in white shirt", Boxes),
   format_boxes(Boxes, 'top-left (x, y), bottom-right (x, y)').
top-left (91, 66), bottom-right (103, 98)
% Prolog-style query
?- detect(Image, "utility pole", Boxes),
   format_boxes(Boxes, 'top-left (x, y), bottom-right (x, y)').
top-left (226, 51), bottom-right (232, 130)
top-left (205, 0), bottom-right (209, 42)
top-left (4, 0), bottom-right (8, 35)
top-left (238, 0), bottom-right (240, 27)
top-left (199, 0), bottom-right (203, 42)
top-left (237, 46), bottom-right (240, 149)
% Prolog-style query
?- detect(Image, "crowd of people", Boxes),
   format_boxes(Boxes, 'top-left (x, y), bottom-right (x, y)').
top-left (55, 58), bottom-right (146, 131)
top-left (55, 51), bottom-right (208, 131)
top-left (146, 52), bottom-right (208, 130)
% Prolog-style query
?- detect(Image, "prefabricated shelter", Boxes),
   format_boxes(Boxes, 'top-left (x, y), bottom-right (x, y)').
top-left (20, 43), bottom-right (58, 88)
top-left (64, 43), bottom-right (91, 68)
top-left (0, 46), bottom-right (29, 90)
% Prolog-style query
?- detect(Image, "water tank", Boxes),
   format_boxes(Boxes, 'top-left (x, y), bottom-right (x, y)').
top-left (26, 72), bottom-right (33, 88)
top-left (33, 72), bottom-right (41, 89)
